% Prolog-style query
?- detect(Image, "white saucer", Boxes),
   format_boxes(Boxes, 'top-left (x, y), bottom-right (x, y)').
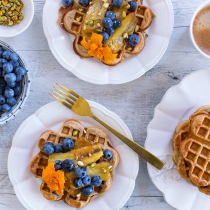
top-left (145, 69), bottom-right (210, 210)
top-left (43, 0), bottom-right (174, 84)
top-left (8, 101), bottom-right (139, 210)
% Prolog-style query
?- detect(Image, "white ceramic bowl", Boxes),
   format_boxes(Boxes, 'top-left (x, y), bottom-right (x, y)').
top-left (189, 0), bottom-right (210, 59)
top-left (0, 40), bottom-right (30, 125)
top-left (0, 0), bottom-right (34, 37)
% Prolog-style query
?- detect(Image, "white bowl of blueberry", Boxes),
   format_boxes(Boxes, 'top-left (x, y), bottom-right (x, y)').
top-left (0, 40), bottom-right (30, 125)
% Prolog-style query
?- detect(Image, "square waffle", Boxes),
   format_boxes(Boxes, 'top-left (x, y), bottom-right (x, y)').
top-left (172, 105), bottom-right (210, 195)
top-left (30, 119), bottom-right (120, 208)
top-left (57, 0), bottom-right (153, 65)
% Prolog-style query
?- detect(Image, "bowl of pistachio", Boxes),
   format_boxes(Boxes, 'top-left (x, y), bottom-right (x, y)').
top-left (0, 0), bottom-right (34, 37)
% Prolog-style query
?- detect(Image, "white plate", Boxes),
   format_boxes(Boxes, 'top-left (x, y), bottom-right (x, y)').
top-left (0, 0), bottom-right (34, 37)
top-left (43, 0), bottom-right (174, 84)
top-left (8, 101), bottom-right (139, 210)
top-left (145, 69), bottom-right (210, 210)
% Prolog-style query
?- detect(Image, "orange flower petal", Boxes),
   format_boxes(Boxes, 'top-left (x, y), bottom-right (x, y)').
top-left (102, 47), bottom-right (118, 64)
top-left (81, 37), bottom-right (92, 50)
top-left (42, 162), bottom-right (65, 196)
top-left (91, 33), bottom-right (103, 48)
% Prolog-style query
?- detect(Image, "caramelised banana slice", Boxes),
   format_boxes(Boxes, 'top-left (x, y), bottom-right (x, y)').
top-left (104, 13), bottom-right (137, 53)
top-left (82, 0), bottom-right (112, 33)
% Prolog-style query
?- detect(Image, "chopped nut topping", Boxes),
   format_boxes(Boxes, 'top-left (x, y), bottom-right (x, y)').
top-left (78, 161), bottom-right (84, 166)
top-left (108, 166), bottom-right (113, 170)
top-left (91, 163), bottom-right (96, 167)
top-left (123, 32), bottom-right (128, 39)
top-left (103, 3), bottom-right (109, 8)
top-left (135, 25), bottom-right (139, 32)
top-left (76, 193), bottom-right (81, 197)
top-left (73, 130), bottom-right (78, 136)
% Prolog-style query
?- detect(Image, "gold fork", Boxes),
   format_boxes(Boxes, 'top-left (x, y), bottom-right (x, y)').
top-left (50, 84), bottom-right (164, 170)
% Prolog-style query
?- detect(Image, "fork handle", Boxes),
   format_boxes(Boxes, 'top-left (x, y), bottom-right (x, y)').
top-left (92, 114), bottom-right (164, 170)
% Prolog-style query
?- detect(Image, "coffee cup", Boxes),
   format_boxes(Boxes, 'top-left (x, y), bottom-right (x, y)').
top-left (190, 0), bottom-right (210, 58)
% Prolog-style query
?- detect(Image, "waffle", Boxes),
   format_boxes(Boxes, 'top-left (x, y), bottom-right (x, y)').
top-left (30, 119), bottom-right (120, 208)
top-left (172, 105), bottom-right (210, 194)
top-left (57, 0), bottom-right (153, 66)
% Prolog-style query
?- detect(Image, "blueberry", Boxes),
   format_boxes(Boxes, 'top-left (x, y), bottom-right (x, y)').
top-left (2, 103), bottom-right (11, 112)
top-left (74, 178), bottom-right (82, 188)
top-left (0, 95), bottom-right (5, 105)
top-left (15, 75), bottom-right (22, 82)
top-left (99, 32), bottom-right (109, 43)
top-left (62, 159), bottom-right (74, 172)
top-left (0, 87), bottom-right (4, 95)
top-left (91, 175), bottom-right (102, 186)
top-left (113, 0), bottom-right (122, 8)
top-left (54, 160), bottom-right (62, 170)
top-left (105, 11), bottom-right (116, 21)
top-left (113, 19), bottom-right (121, 28)
top-left (128, 1), bottom-right (137, 11)
top-left (10, 53), bottom-right (19, 62)
top-left (82, 175), bottom-right (91, 186)
top-left (0, 58), bottom-right (7, 68)
top-left (53, 191), bottom-right (59, 196)
top-left (7, 81), bottom-right (16, 88)
top-left (0, 105), bottom-right (2, 112)
top-left (7, 97), bottom-right (16, 106)
top-left (128, 34), bottom-right (140, 46)
top-left (4, 73), bottom-right (16, 83)
top-left (15, 67), bottom-right (26, 76)
top-left (75, 167), bottom-right (87, 179)
top-left (44, 142), bottom-right (55, 155)
top-left (3, 63), bottom-right (13, 74)
top-left (9, 60), bottom-right (19, 70)
top-left (62, 0), bottom-right (73, 6)
top-left (0, 47), bottom-right (3, 58)
top-left (3, 51), bottom-right (12, 60)
top-left (103, 150), bottom-right (113, 159)
top-left (81, 185), bottom-right (93, 196)
top-left (103, 18), bottom-right (113, 29)
top-left (62, 138), bottom-right (74, 150)
top-left (0, 78), bottom-right (5, 86)
top-left (14, 86), bottom-right (22, 95)
top-left (4, 88), bottom-right (14, 98)
top-left (79, 0), bottom-right (90, 7)
top-left (55, 144), bottom-right (64, 153)
top-left (106, 27), bottom-right (115, 35)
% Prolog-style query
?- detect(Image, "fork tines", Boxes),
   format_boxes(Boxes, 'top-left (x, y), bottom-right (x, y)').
top-left (50, 83), bottom-right (79, 109)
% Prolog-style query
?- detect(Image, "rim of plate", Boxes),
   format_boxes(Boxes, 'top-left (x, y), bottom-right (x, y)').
top-left (8, 100), bottom-right (139, 210)
top-left (0, 0), bottom-right (34, 37)
top-left (145, 69), bottom-right (210, 210)
top-left (42, 0), bottom-right (174, 85)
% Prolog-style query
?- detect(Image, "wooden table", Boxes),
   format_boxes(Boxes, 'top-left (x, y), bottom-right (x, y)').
top-left (0, 0), bottom-right (209, 209)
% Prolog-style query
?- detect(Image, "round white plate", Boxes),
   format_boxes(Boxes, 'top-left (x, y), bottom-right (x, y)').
top-left (43, 0), bottom-right (174, 84)
top-left (145, 69), bottom-right (210, 210)
top-left (0, 0), bottom-right (34, 37)
top-left (8, 101), bottom-right (139, 210)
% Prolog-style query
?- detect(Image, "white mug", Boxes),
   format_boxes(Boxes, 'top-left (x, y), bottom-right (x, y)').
top-left (189, 0), bottom-right (210, 59)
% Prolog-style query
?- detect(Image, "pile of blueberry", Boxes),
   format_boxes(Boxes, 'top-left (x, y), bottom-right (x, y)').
top-left (44, 138), bottom-right (74, 154)
top-left (0, 47), bottom-right (26, 113)
top-left (44, 137), bottom-right (113, 197)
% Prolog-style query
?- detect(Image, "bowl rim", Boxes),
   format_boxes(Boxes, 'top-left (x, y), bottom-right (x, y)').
top-left (0, 40), bottom-right (30, 125)
top-left (0, 0), bottom-right (34, 37)
top-left (189, 0), bottom-right (210, 59)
